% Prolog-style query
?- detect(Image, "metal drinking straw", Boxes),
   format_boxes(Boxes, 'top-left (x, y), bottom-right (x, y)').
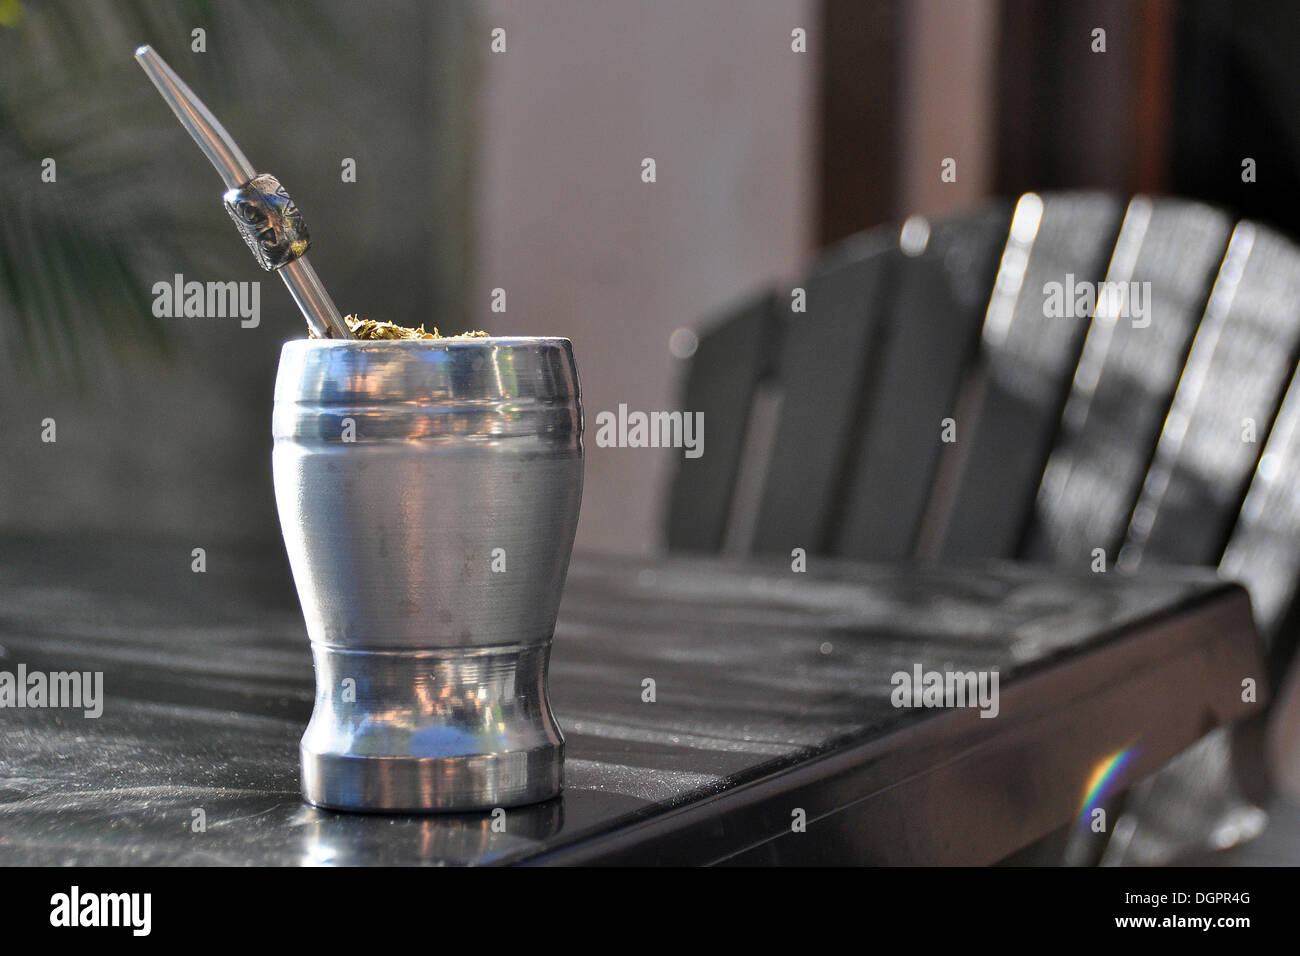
top-left (134, 45), bottom-right (353, 339)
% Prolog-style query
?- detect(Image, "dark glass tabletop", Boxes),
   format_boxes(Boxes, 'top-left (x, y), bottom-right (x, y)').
top-left (0, 534), bottom-right (1264, 865)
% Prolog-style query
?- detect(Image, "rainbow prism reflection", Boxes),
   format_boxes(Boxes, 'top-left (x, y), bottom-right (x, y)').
top-left (1078, 745), bottom-right (1139, 825)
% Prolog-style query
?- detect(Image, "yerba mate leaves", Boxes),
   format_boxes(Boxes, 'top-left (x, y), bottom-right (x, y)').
top-left (313, 316), bottom-right (490, 340)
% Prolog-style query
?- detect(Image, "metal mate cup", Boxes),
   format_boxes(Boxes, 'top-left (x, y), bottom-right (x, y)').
top-left (272, 337), bottom-right (584, 812)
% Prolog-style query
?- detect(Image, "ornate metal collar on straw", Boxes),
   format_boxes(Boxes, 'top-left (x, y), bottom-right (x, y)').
top-left (134, 45), bottom-right (353, 339)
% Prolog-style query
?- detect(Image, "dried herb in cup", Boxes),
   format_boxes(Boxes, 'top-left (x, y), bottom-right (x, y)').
top-left (317, 316), bottom-right (490, 340)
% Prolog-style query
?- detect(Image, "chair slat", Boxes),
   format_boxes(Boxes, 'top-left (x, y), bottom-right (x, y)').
top-left (834, 205), bottom-right (1012, 559)
top-left (750, 236), bottom-right (902, 555)
top-left (1024, 198), bottom-right (1233, 566)
top-left (666, 291), bottom-right (781, 552)
top-left (1121, 224), bottom-right (1300, 568)
top-left (935, 192), bottom-right (1124, 560)
top-left (1222, 368), bottom-right (1300, 651)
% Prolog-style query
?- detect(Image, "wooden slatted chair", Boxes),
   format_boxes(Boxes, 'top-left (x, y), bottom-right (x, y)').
top-left (667, 192), bottom-right (1300, 863)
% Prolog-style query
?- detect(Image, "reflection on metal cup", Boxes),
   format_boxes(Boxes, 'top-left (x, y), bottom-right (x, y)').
top-left (272, 337), bottom-right (583, 812)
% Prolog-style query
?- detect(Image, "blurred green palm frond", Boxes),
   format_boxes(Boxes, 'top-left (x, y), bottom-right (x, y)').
top-left (0, 0), bottom-right (349, 383)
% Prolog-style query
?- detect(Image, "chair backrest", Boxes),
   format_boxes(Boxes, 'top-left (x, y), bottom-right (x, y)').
top-left (668, 192), bottom-right (1300, 674)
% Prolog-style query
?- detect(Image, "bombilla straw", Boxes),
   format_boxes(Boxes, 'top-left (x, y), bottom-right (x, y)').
top-left (134, 45), bottom-right (353, 339)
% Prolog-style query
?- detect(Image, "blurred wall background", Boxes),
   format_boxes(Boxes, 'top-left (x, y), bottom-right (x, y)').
top-left (472, 0), bottom-right (815, 553)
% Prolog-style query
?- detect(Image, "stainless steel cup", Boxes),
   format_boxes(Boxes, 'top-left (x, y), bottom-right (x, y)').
top-left (272, 337), bottom-right (583, 812)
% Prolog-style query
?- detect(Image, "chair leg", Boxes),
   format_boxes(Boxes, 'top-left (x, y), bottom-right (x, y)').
top-left (1094, 727), bottom-right (1269, 865)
